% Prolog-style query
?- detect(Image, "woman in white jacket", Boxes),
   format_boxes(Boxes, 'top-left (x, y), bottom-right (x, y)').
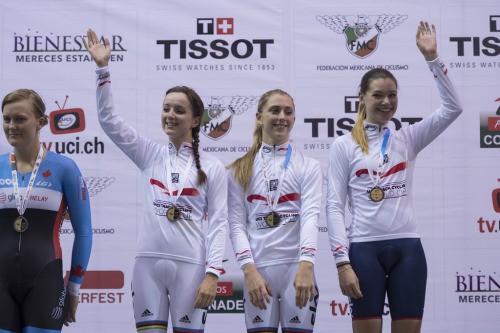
top-left (84, 29), bottom-right (227, 333)
top-left (326, 22), bottom-right (462, 333)
top-left (227, 89), bottom-right (322, 333)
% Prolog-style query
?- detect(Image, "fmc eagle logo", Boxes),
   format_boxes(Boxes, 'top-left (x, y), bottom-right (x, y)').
top-left (201, 96), bottom-right (259, 140)
top-left (316, 14), bottom-right (408, 58)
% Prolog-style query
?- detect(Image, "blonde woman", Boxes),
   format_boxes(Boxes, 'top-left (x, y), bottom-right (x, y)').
top-left (326, 22), bottom-right (462, 333)
top-left (228, 89), bottom-right (322, 333)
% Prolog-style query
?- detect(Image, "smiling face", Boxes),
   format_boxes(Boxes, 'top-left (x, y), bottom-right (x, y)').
top-left (257, 93), bottom-right (295, 146)
top-left (161, 92), bottom-right (200, 147)
top-left (359, 77), bottom-right (398, 125)
top-left (3, 99), bottom-right (44, 150)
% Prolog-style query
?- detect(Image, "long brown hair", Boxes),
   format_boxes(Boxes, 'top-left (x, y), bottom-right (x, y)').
top-left (351, 68), bottom-right (398, 154)
top-left (2, 89), bottom-right (49, 126)
top-left (227, 89), bottom-right (294, 192)
top-left (165, 86), bottom-right (207, 186)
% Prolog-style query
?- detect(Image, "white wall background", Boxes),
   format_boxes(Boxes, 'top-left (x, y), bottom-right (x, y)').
top-left (1, 0), bottom-right (499, 332)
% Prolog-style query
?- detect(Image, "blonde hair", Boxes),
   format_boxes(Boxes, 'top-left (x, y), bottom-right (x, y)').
top-left (351, 68), bottom-right (398, 155)
top-left (227, 89), bottom-right (294, 192)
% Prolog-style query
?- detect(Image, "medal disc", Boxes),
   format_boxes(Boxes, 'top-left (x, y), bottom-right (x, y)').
top-left (13, 215), bottom-right (28, 232)
top-left (166, 205), bottom-right (181, 222)
top-left (369, 186), bottom-right (385, 202)
top-left (266, 212), bottom-right (281, 228)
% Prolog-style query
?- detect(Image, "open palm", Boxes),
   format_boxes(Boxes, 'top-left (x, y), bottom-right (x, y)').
top-left (416, 21), bottom-right (438, 61)
top-left (82, 29), bottom-right (111, 67)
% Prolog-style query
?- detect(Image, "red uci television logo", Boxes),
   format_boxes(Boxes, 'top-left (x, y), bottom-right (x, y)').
top-left (49, 96), bottom-right (86, 135)
top-left (493, 179), bottom-right (500, 213)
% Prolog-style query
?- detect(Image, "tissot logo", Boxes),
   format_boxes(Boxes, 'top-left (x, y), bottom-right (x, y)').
top-left (450, 15), bottom-right (500, 57)
top-left (304, 95), bottom-right (422, 138)
top-left (156, 18), bottom-right (273, 60)
top-left (197, 18), bottom-right (234, 35)
top-left (345, 96), bottom-right (359, 113)
top-left (491, 15), bottom-right (500, 32)
top-left (316, 14), bottom-right (407, 58)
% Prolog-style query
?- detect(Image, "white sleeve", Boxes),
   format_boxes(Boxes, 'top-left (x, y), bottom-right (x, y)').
top-left (227, 168), bottom-right (255, 269)
top-left (399, 57), bottom-right (463, 157)
top-left (204, 160), bottom-right (228, 277)
top-left (95, 67), bottom-right (160, 169)
top-left (326, 138), bottom-right (351, 264)
top-left (298, 158), bottom-right (322, 264)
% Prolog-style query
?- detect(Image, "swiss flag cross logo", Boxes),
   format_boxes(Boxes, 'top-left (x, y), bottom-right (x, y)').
top-left (217, 18), bottom-right (234, 35)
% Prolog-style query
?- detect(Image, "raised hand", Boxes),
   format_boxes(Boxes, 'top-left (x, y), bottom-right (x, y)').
top-left (416, 21), bottom-right (438, 61)
top-left (82, 29), bottom-right (111, 67)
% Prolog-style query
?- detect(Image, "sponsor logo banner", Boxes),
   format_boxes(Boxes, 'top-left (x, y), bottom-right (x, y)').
top-left (148, 8), bottom-right (282, 78)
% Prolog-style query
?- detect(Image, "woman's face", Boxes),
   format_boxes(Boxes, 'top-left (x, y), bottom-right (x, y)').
top-left (257, 93), bottom-right (295, 146)
top-left (3, 99), bottom-right (43, 150)
top-left (360, 78), bottom-right (398, 125)
top-left (161, 92), bottom-right (200, 144)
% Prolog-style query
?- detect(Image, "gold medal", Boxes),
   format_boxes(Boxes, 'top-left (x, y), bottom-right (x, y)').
top-left (266, 212), bottom-right (281, 228)
top-left (13, 216), bottom-right (28, 232)
top-left (369, 186), bottom-right (385, 202)
top-left (166, 205), bottom-right (181, 222)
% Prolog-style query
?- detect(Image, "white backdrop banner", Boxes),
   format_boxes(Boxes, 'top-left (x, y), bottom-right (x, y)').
top-left (0, 0), bottom-right (498, 332)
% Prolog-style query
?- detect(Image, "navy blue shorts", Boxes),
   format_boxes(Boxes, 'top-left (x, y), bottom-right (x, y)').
top-left (0, 259), bottom-right (68, 332)
top-left (349, 238), bottom-right (427, 320)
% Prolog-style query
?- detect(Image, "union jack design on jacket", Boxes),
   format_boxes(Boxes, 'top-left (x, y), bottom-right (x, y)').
top-left (326, 57), bottom-right (463, 264)
top-left (228, 142), bottom-right (322, 268)
top-left (95, 67), bottom-right (227, 277)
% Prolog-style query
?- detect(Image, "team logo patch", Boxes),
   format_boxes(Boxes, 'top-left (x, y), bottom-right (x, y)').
top-left (316, 14), bottom-right (408, 58)
top-left (201, 96), bottom-right (259, 140)
top-left (171, 173), bottom-right (179, 183)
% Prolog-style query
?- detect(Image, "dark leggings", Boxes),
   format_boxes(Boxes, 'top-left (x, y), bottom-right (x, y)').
top-left (349, 238), bottom-right (427, 320)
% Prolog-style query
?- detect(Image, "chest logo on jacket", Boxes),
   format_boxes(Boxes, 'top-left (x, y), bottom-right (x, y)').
top-left (356, 161), bottom-right (408, 200)
top-left (247, 193), bottom-right (301, 229)
top-left (150, 178), bottom-right (199, 221)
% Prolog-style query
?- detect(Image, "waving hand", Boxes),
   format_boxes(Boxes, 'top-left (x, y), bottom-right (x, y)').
top-left (82, 29), bottom-right (111, 67)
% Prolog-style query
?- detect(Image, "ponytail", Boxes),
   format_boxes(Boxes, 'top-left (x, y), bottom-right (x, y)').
top-left (351, 103), bottom-right (369, 154)
top-left (227, 122), bottom-right (263, 192)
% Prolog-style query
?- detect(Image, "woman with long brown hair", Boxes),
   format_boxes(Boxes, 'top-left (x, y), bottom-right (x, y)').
top-left (84, 29), bottom-right (227, 333)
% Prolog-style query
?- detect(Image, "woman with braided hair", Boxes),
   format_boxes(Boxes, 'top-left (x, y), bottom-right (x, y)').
top-left (84, 29), bottom-right (227, 333)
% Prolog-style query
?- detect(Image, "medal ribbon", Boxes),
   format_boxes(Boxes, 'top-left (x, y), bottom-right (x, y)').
top-left (10, 144), bottom-right (44, 216)
top-left (365, 128), bottom-right (390, 187)
top-left (259, 144), bottom-right (292, 213)
top-left (164, 144), bottom-right (194, 208)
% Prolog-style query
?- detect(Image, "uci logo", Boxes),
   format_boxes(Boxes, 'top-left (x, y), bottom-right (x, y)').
top-left (50, 96), bottom-right (86, 135)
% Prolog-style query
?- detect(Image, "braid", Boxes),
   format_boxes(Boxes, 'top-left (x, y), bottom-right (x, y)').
top-left (192, 127), bottom-right (207, 186)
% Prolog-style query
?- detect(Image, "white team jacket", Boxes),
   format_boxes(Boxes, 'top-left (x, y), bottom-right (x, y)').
top-left (326, 57), bottom-right (463, 264)
top-left (95, 67), bottom-right (227, 276)
top-left (229, 142), bottom-right (322, 269)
